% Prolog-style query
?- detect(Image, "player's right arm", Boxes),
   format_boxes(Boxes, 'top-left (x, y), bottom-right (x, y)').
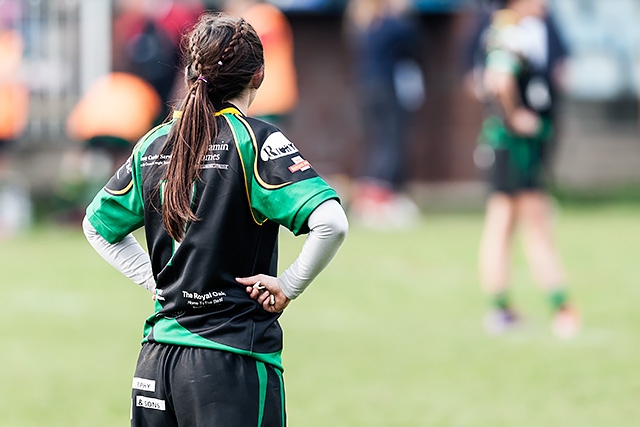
top-left (82, 216), bottom-right (156, 295)
top-left (82, 125), bottom-right (168, 294)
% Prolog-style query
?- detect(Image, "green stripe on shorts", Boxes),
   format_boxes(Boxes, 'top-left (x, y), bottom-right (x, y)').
top-left (276, 368), bottom-right (285, 427)
top-left (256, 361), bottom-right (268, 426)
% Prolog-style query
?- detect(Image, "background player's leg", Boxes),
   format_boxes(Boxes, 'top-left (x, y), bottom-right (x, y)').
top-left (516, 191), bottom-right (564, 289)
top-left (516, 191), bottom-right (579, 338)
top-left (479, 193), bottom-right (520, 333)
top-left (479, 193), bottom-right (516, 295)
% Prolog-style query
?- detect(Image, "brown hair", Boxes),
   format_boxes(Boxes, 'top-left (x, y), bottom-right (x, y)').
top-left (160, 13), bottom-right (263, 241)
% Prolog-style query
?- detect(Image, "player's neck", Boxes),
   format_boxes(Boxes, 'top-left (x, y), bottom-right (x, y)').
top-left (227, 88), bottom-right (257, 115)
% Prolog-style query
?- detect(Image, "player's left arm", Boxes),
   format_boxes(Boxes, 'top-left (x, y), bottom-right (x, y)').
top-left (236, 125), bottom-right (348, 311)
top-left (237, 198), bottom-right (348, 312)
top-left (277, 198), bottom-right (348, 299)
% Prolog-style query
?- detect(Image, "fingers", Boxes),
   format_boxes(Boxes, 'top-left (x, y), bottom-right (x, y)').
top-left (244, 280), bottom-right (267, 300)
top-left (237, 275), bottom-right (265, 298)
top-left (262, 293), bottom-right (288, 313)
top-left (152, 288), bottom-right (165, 301)
top-left (236, 275), bottom-right (262, 286)
top-left (257, 288), bottom-right (272, 306)
top-left (254, 283), bottom-right (277, 310)
top-left (236, 275), bottom-right (289, 313)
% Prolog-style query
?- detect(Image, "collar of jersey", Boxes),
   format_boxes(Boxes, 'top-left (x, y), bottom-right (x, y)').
top-left (172, 103), bottom-right (243, 120)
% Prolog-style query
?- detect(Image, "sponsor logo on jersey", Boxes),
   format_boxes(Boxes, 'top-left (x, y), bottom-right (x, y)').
top-left (209, 141), bottom-right (229, 151)
top-left (201, 163), bottom-right (229, 170)
top-left (132, 377), bottom-right (156, 392)
top-left (181, 289), bottom-right (227, 308)
top-left (140, 153), bottom-right (171, 168)
top-left (288, 156), bottom-right (311, 173)
top-left (255, 130), bottom-right (318, 188)
top-left (105, 156), bottom-right (134, 195)
top-left (136, 396), bottom-right (166, 411)
top-left (260, 132), bottom-right (299, 161)
top-left (200, 140), bottom-right (230, 170)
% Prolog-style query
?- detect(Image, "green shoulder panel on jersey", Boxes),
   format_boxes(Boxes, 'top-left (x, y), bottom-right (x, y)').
top-left (221, 113), bottom-right (267, 226)
top-left (224, 112), bottom-right (340, 236)
top-left (85, 122), bottom-right (173, 243)
top-left (132, 121), bottom-right (174, 195)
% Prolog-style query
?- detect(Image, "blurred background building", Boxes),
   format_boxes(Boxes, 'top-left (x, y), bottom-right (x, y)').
top-left (3, 0), bottom-right (640, 222)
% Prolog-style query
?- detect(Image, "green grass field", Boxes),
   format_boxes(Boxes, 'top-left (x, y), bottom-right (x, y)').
top-left (2, 204), bottom-right (640, 426)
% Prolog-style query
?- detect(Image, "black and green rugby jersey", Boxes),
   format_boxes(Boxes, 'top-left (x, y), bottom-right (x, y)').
top-left (482, 10), bottom-right (556, 148)
top-left (86, 104), bottom-right (339, 370)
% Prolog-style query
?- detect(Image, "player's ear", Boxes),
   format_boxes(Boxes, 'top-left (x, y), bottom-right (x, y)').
top-left (250, 66), bottom-right (264, 90)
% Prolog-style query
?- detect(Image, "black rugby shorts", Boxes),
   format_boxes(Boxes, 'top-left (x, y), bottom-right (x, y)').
top-left (130, 342), bottom-right (286, 426)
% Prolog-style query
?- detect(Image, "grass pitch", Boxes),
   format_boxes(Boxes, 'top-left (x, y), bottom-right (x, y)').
top-left (1, 204), bottom-right (639, 426)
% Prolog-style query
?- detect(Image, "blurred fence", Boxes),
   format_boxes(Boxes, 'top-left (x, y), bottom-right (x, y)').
top-left (13, 0), bottom-right (110, 147)
top-left (19, 0), bottom-right (79, 145)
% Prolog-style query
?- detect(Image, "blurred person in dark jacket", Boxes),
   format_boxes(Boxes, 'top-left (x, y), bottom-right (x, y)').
top-left (113, 0), bottom-right (204, 123)
top-left (344, 0), bottom-right (424, 229)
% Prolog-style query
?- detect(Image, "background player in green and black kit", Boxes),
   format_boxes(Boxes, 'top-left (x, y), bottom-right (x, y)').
top-left (472, 0), bottom-right (579, 338)
top-left (82, 13), bottom-right (348, 426)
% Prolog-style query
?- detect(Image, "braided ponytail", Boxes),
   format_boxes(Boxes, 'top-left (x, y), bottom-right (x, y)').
top-left (219, 19), bottom-right (247, 66)
top-left (159, 13), bottom-right (263, 241)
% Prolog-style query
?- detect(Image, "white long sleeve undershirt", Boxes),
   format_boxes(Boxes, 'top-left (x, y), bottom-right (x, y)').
top-left (82, 198), bottom-right (348, 300)
top-left (82, 217), bottom-right (156, 294)
top-left (278, 199), bottom-right (348, 299)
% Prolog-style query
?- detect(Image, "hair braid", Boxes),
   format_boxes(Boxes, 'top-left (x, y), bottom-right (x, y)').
top-left (219, 19), bottom-right (247, 66)
top-left (157, 13), bottom-right (264, 242)
top-left (189, 34), bottom-right (204, 81)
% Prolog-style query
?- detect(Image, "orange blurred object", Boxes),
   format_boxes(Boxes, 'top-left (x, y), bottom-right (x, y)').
top-left (0, 29), bottom-right (28, 140)
top-left (242, 3), bottom-right (298, 117)
top-left (0, 84), bottom-right (28, 141)
top-left (66, 72), bottom-right (162, 143)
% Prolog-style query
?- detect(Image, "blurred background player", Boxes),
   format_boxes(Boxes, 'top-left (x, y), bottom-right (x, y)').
top-left (463, 0), bottom-right (569, 155)
top-left (112, 0), bottom-right (204, 123)
top-left (57, 0), bottom-right (203, 223)
top-left (343, 0), bottom-right (424, 229)
top-left (222, 0), bottom-right (298, 127)
top-left (0, 16), bottom-right (31, 238)
top-left (61, 72), bottom-right (161, 222)
top-left (470, 0), bottom-right (579, 338)
top-left (66, 72), bottom-right (161, 171)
